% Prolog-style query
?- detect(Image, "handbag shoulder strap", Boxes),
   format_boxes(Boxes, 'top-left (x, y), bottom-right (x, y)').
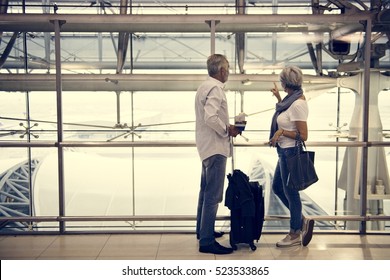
top-left (295, 131), bottom-right (306, 150)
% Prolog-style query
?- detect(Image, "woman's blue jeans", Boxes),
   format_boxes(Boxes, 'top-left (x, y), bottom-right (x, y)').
top-left (272, 146), bottom-right (303, 233)
top-left (196, 154), bottom-right (227, 246)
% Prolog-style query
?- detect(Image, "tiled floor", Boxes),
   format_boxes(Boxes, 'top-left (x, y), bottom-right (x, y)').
top-left (1, 233), bottom-right (390, 260)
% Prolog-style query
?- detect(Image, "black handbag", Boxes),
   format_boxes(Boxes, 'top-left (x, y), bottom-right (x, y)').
top-left (286, 138), bottom-right (318, 191)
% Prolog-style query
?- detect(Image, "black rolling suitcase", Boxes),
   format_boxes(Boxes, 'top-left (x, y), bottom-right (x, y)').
top-left (225, 169), bottom-right (265, 251)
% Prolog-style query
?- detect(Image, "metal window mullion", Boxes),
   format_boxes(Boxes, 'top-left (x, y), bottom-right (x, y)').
top-left (360, 18), bottom-right (372, 234)
top-left (21, 0), bottom-right (35, 227)
top-left (52, 19), bottom-right (66, 234)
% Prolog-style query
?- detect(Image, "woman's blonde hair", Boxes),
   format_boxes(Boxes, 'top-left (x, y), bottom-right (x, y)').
top-left (280, 65), bottom-right (303, 90)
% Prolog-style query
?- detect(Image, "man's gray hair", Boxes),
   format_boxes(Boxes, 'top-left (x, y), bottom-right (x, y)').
top-left (207, 54), bottom-right (228, 77)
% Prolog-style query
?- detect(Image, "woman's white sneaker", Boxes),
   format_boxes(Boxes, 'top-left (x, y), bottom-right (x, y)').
top-left (276, 234), bottom-right (301, 247)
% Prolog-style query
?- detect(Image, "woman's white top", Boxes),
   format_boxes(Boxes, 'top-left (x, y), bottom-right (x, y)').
top-left (277, 99), bottom-right (308, 148)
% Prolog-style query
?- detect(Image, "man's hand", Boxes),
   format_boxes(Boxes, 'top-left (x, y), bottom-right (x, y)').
top-left (228, 125), bottom-right (241, 137)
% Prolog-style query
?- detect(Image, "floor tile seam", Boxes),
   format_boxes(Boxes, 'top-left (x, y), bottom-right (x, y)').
top-left (264, 238), bottom-right (280, 260)
top-left (95, 234), bottom-right (112, 260)
top-left (36, 235), bottom-right (61, 259)
top-left (39, 234), bottom-right (110, 259)
top-left (154, 234), bottom-right (163, 260)
top-left (326, 246), bottom-right (373, 260)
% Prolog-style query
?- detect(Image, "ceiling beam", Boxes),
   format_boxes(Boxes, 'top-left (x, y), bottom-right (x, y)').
top-left (0, 13), bottom-right (371, 33)
top-left (0, 73), bottom-right (337, 91)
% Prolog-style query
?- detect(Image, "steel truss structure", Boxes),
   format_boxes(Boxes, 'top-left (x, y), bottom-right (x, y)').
top-left (0, 158), bottom-right (39, 231)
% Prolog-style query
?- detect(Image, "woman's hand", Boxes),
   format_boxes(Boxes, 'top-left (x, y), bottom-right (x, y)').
top-left (269, 129), bottom-right (284, 147)
top-left (271, 82), bottom-right (282, 103)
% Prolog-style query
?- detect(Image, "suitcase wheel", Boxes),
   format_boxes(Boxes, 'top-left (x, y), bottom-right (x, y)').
top-left (249, 242), bottom-right (257, 251)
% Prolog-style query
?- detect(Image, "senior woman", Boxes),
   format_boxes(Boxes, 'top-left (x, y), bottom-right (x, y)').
top-left (269, 65), bottom-right (314, 247)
